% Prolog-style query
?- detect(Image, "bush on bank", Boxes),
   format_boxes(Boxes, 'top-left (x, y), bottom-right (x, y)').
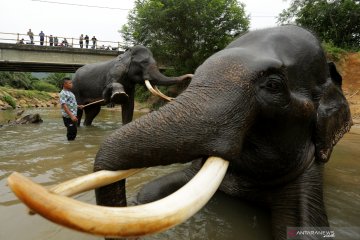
top-left (323, 42), bottom-right (348, 61)
top-left (0, 86), bottom-right (58, 109)
top-left (2, 95), bottom-right (16, 109)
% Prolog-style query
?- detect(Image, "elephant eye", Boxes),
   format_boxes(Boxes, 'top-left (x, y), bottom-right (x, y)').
top-left (263, 73), bottom-right (285, 92)
top-left (267, 80), bottom-right (280, 89)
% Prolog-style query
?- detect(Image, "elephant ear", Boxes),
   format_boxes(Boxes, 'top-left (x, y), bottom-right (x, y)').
top-left (314, 62), bottom-right (352, 162)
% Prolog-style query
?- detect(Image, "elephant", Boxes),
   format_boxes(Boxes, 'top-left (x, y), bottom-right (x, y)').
top-left (7, 25), bottom-right (352, 240)
top-left (72, 45), bottom-right (193, 126)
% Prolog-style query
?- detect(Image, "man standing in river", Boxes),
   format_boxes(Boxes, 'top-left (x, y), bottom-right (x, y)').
top-left (59, 77), bottom-right (83, 141)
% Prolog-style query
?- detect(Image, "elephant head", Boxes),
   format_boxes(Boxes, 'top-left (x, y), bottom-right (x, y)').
top-left (8, 26), bottom-right (352, 239)
top-left (103, 45), bottom-right (193, 102)
top-left (73, 45), bottom-right (193, 125)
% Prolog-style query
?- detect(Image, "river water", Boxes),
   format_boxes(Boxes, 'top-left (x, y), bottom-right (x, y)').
top-left (0, 107), bottom-right (359, 240)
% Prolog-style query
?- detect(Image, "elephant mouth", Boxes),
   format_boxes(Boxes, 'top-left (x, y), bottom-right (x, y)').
top-left (7, 157), bottom-right (229, 237)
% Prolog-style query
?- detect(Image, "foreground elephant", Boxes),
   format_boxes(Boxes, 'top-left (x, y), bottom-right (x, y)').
top-left (8, 25), bottom-right (352, 239)
top-left (72, 45), bottom-right (193, 126)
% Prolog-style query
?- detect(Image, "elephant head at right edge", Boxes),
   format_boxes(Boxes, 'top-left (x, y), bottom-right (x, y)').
top-left (13, 25), bottom-right (352, 240)
top-left (93, 25), bottom-right (352, 239)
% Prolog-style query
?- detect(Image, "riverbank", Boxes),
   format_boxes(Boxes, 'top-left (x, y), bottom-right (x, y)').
top-left (0, 86), bottom-right (153, 114)
top-left (337, 52), bottom-right (360, 125)
top-left (0, 87), bottom-right (59, 110)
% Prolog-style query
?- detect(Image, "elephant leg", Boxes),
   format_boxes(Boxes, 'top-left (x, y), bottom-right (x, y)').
top-left (136, 159), bottom-right (203, 204)
top-left (93, 166), bottom-right (127, 240)
top-left (270, 162), bottom-right (329, 240)
top-left (95, 180), bottom-right (127, 207)
top-left (121, 87), bottom-right (135, 125)
top-left (76, 108), bottom-right (83, 126)
top-left (83, 105), bottom-right (101, 126)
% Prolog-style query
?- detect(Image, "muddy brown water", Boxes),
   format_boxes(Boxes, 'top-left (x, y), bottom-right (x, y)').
top-left (0, 108), bottom-right (359, 240)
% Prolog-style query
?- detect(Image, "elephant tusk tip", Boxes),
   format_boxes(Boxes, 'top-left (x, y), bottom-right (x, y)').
top-left (7, 171), bottom-right (19, 185)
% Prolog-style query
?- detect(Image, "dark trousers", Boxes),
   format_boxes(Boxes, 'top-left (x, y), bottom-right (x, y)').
top-left (62, 117), bottom-right (77, 141)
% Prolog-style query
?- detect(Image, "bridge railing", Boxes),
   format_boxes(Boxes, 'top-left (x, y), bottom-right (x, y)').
top-left (0, 31), bottom-right (125, 51)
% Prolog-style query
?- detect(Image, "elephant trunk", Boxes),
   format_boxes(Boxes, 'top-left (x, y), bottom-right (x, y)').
top-left (147, 64), bottom-right (193, 86)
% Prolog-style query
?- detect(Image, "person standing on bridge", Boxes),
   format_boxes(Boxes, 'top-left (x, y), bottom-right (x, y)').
top-left (91, 36), bottom-right (97, 49)
top-left (54, 36), bottom-right (58, 46)
top-left (84, 35), bottom-right (89, 48)
top-left (59, 77), bottom-right (83, 141)
top-left (39, 31), bottom-right (45, 45)
top-left (79, 34), bottom-right (84, 48)
top-left (49, 35), bottom-right (54, 46)
top-left (27, 29), bottom-right (34, 44)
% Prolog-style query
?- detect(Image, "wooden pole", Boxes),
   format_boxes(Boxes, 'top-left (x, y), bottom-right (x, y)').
top-left (83, 99), bottom-right (105, 108)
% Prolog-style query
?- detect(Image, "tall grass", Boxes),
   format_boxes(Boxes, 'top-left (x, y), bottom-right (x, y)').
top-left (2, 95), bottom-right (16, 109)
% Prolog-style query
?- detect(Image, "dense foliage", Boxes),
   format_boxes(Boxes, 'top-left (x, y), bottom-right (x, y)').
top-left (0, 72), bottom-right (70, 92)
top-left (279, 0), bottom-right (360, 50)
top-left (0, 72), bottom-right (36, 90)
top-left (121, 0), bottom-right (250, 73)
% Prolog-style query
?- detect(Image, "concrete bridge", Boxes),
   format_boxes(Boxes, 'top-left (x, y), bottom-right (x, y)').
top-left (0, 43), bottom-right (123, 73)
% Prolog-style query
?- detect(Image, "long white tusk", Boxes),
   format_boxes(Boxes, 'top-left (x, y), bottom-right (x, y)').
top-left (183, 73), bottom-right (194, 79)
top-left (145, 80), bottom-right (173, 102)
top-left (50, 168), bottom-right (144, 197)
top-left (28, 168), bottom-right (144, 215)
top-left (8, 157), bottom-right (229, 238)
top-left (153, 85), bottom-right (175, 101)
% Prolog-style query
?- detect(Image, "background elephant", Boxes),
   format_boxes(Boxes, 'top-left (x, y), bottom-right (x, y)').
top-left (72, 45), bottom-right (192, 126)
top-left (92, 25), bottom-right (352, 239)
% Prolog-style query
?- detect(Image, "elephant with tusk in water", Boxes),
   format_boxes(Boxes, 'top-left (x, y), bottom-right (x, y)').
top-left (8, 25), bottom-right (352, 240)
top-left (72, 45), bottom-right (193, 126)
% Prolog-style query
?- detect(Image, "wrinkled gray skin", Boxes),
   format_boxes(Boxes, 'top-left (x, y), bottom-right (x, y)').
top-left (94, 26), bottom-right (352, 240)
top-left (72, 45), bottom-right (192, 126)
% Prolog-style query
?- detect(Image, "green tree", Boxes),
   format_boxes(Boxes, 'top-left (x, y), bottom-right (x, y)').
top-left (45, 72), bottom-right (71, 90)
top-left (0, 72), bottom-right (67, 92)
top-left (121, 0), bottom-right (250, 73)
top-left (279, 0), bottom-right (360, 50)
top-left (0, 72), bottom-right (37, 90)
